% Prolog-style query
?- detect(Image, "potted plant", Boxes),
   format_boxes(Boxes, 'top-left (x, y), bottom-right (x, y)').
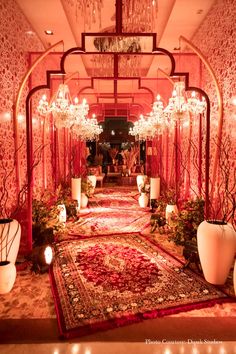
top-left (168, 197), bottom-right (205, 270)
top-left (54, 182), bottom-right (78, 221)
top-left (150, 199), bottom-right (167, 233)
top-left (197, 136), bottom-right (236, 284)
top-left (121, 146), bottom-right (139, 175)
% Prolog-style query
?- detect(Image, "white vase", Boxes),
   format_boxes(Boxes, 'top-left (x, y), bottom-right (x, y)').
top-left (197, 220), bottom-right (236, 285)
top-left (0, 218), bottom-right (21, 264)
top-left (81, 193), bottom-right (89, 208)
top-left (57, 204), bottom-right (66, 223)
top-left (137, 175), bottom-right (147, 192)
top-left (150, 177), bottom-right (160, 199)
top-left (138, 193), bottom-right (149, 208)
top-left (71, 178), bottom-right (81, 209)
top-left (0, 261), bottom-right (16, 294)
top-left (165, 204), bottom-right (178, 225)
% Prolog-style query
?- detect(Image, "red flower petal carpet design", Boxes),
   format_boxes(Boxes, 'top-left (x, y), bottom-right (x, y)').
top-left (50, 234), bottom-right (232, 339)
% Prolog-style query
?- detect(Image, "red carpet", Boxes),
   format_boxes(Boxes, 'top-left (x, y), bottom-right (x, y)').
top-left (50, 233), bottom-right (232, 339)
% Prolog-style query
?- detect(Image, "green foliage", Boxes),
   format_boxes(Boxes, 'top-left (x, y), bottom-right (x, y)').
top-left (150, 198), bottom-right (167, 233)
top-left (32, 183), bottom-right (79, 246)
top-left (163, 188), bottom-right (176, 205)
top-left (168, 197), bottom-right (205, 247)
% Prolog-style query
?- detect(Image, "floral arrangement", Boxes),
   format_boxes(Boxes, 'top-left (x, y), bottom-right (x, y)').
top-left (121, 146), bottom-right (139, 171)
top-left (168, 197), bottom-right (205, 246)
top-left (163, 188), bottom-right (176, 205)
top-left (168, 197), bottom-right (205, 267)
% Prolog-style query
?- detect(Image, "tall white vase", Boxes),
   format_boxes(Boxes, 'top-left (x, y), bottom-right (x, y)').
top-left (71, 177), bottom-right (81, 209)
top-left (0, 218), bottom-right (21, 264)
top-left (150, 177), bottom-right (160, 199)
top-left (136, 175), bottom-right (147, 192)
top-left (197, 220), bottom-right (236, 285)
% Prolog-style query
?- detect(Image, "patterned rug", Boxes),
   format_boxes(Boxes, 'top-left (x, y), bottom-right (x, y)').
top-left (67, 209), bottom-right (150, 237)
top-left (50, 233), bottom-right (233, 339)
top-left (89, 195), bottom-right (142, 210)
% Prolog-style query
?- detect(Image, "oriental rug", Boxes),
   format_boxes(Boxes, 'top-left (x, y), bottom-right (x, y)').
top-left (50, 233), bottom-right (232, 339)
top-left (90, 195), bottom-right (140, 210)
top-left (67, 209), bottom-right (150, 237)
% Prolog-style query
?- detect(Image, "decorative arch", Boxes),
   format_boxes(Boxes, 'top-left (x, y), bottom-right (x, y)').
top-left (24, 7), bottom-right (211, 252)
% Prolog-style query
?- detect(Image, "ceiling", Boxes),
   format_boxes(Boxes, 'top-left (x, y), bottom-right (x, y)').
top-left (16, 0), bottom-right (216, 113)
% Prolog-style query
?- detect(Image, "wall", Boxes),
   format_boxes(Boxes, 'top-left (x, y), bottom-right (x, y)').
top-left (191, 0), bottom-right (236, 217)
top-left (0, 0), bottom-right (44, 252)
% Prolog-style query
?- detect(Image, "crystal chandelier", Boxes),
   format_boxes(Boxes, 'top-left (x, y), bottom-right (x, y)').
top-left (129, 83), bottom-right (206, 141)
top-left (72, 114), bottom-right (103, 141)
top-left (129, 114), bottom-right (155, 141)
top-left (37, 84), bottom-right (89, 129)
top-left (164, 81), bottom-right (206, 120)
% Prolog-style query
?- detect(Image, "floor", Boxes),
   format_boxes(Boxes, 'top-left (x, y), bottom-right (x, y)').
top-left (0, 184), bottom-right (236, 353)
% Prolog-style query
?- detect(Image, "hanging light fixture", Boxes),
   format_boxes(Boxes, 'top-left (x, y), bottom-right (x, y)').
top-left (49, 84), bottom-right (75, 129)
top-left (37, 84), bottom-right (90, 129)
top-left (129, 82), bottom-right (206, 141)
top-left (163, 81), bottom-right (188, 120)
top-left (72, 113), bottom-right (103, 141)
top-left (164, 81), bottom-right (206, 119)
top-left (187, 90), bottom-right (207, 115)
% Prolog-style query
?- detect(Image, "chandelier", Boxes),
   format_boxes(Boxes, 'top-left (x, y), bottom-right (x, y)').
top-left (129, 114), bottom-right (156, 141)
top-left (72, 114), bottom-right (103, 141)
top-left (164, 82), bottom-right (206, 120)
top-left (37, 84), bottom-right (90, 129)
top-left (129, 82), bottom-right (206, 141)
